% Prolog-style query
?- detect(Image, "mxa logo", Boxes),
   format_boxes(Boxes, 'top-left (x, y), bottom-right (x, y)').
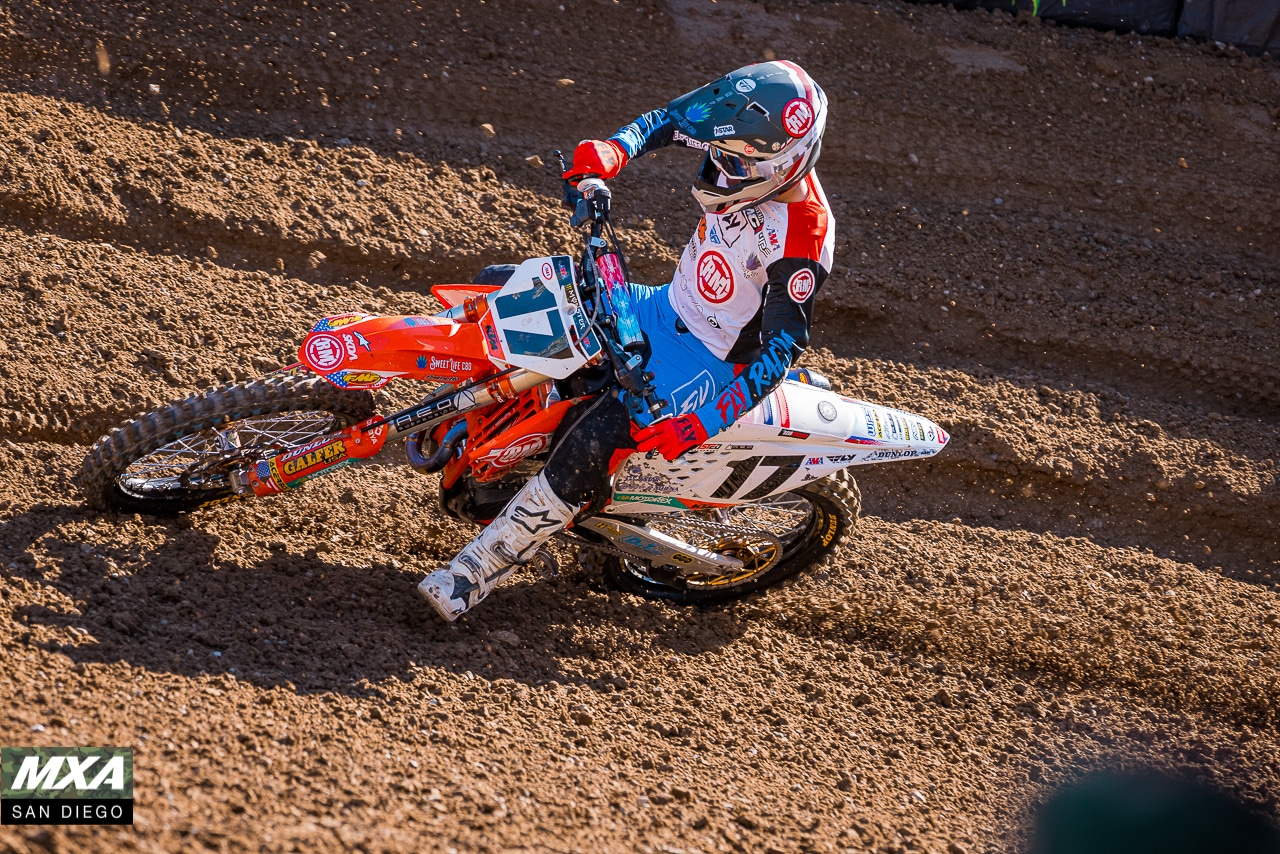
top-left (10, 754), bottom-right (126, 793)
top-left (2, 746), bottom-right (134, 826)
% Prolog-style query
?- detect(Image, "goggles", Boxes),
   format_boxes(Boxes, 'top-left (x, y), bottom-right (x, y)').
top-left (710, 146), bottom-right (770, 181)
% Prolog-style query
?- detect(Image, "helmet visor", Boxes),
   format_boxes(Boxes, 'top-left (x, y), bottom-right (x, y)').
top-left (709, 146), bottom-right (762, 181)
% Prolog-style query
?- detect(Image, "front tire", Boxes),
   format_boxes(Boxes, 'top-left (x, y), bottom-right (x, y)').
top-left (77, 375), bottom-right (375, 515)
top-left (590, 469), bottom-right (860, 605)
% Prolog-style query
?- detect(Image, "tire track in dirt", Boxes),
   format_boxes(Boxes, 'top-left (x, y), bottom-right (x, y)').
top-left (770, 519), bottom-right (1280, 728)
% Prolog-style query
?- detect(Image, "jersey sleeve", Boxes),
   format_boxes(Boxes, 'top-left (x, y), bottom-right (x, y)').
top-left (608, 108), bottom-right (710, 160)
top-left (759, 256), bottom-right (825, 355)
top-left (692, 328), bottom-right (797, 436)
top-left (608, 109), bottom-right (675, 159)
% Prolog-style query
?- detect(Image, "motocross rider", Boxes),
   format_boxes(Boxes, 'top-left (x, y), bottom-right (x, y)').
top-left (418, 61), bottom-right (834, 621)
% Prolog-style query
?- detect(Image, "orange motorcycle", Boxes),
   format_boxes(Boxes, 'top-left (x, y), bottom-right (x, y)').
top-left (78, 164), bottom-right (948, 604)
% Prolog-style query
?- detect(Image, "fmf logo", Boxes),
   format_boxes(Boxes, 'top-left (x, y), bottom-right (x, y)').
top-left (2, 747), bottom-right (133, 825)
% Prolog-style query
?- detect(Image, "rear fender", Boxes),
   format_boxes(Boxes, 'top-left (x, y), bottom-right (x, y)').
top-left (299, 313), bottom-right (493, 388)
top-left (605, 381), bottom-right (951, 512)
top-left (729, 381), bottom-right (950, 459)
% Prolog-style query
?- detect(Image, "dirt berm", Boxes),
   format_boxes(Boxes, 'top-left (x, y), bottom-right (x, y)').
top-left (1, 1), bottom-right (1278, 851)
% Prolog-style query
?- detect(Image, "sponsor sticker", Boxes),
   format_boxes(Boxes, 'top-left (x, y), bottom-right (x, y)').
top-left (479, 432), bottom-right (552, 468)
top-left (683, 101), bottom-right (711, 123)
top-left (696, 250), bottom-right (734, 304)
top-left (782, 98), bottom-right (815, 138)
top-left (673, 130), bottom-right (710, 151)
top-left (305, 334), bottom-right (345, 370)
top-left (280, 437), bottom-right (347, 478)
top-left (428, 355), bottom-right (473, 375)
top-left (735, 78), bottom-right (757, 94)
top-left (866, 448), bottom-right (931, 461)
top-left (787, 268), bottom-right (816, 303)
top-left (541, 262), bottom-right (554, 281)
top-left (713, 124), bottom-right (735, 137)
top-left (312, 313), bottom-right (365, 332)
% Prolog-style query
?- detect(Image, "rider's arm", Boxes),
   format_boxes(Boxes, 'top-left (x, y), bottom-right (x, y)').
top-left (635, 257), bottom-right (826, 460)
top-left (693, 257), bottom-right (826, 436)
top-left (565, 108), bottom-right (705, 180)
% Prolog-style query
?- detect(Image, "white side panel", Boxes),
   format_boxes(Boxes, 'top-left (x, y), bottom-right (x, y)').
top-left (607, 381), bottom-right (950, 513)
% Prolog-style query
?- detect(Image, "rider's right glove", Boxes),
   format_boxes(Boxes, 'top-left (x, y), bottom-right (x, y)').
top-left (563, 139), bottom-right (628, 181)
top-left (633, 413), bottom-right (708, 462)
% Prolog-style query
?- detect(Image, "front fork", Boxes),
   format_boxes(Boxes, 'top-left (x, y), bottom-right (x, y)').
top-left (231, 368), bottom-right (552, 498)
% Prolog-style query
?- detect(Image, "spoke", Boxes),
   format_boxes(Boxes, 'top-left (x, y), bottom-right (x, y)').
top-left (215, 427), bottom-right (242, 451)
top-left (117, 410), bottom-right (340, 499)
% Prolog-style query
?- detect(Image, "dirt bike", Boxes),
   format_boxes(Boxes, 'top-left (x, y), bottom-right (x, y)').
top-left (77, 158), bottom-right (950, 605)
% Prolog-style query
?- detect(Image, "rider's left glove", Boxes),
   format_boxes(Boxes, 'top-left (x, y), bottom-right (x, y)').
top-left (633, 413), bottom-right (708, 461)
top-left (563, 139), bottom-right (628, 181)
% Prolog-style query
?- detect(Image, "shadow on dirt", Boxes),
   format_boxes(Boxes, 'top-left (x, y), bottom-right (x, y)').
top-left (3, 503), bottom-right (749, 697)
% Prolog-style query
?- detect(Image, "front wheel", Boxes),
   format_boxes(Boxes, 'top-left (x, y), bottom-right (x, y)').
top-left (588, 469), bottom-right (860, 606)
top-left (77, 374), bottom-right (375, 515)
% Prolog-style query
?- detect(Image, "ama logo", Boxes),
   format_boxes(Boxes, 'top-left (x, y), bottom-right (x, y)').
top-left (2, 746), bottom-right (134, 825)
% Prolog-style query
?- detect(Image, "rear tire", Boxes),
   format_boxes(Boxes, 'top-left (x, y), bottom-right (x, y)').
top-left (77, 375), bottom-right (375, 515)
top-left (591, 469), bottom-right (860, 606)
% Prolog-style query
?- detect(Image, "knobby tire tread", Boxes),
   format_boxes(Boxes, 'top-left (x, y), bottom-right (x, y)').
top-left (76, 375), bottom-right (374, 515)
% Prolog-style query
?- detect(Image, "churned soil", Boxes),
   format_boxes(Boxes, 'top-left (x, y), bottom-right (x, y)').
top-left (1, 1), bottom-right (1278, 852)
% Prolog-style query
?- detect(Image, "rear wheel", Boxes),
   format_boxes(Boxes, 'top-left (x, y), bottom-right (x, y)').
top-left (589, 469), bottom-right (860, 605)
top-left (77, 375), bottom-right (375, 515)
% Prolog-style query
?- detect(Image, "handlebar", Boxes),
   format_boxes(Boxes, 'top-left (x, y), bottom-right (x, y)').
top-left (553, 149), bottom-right (666, 419)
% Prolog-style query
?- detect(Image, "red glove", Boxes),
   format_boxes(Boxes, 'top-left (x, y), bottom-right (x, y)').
top-left (563, 139), bottom-right (628, 181)
top-left (633, 414), bottom-right (709, 461)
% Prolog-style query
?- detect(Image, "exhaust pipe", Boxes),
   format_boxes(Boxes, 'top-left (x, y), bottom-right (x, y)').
top-left (407, 420), bottom-right (468, 474)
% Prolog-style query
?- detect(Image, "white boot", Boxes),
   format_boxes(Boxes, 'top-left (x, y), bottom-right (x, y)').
top-left (417, 472), bottom-right (576, 621)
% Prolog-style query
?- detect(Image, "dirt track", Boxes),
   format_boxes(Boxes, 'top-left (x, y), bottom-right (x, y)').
top-left (1, 1), bottom-right (1278, 851)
